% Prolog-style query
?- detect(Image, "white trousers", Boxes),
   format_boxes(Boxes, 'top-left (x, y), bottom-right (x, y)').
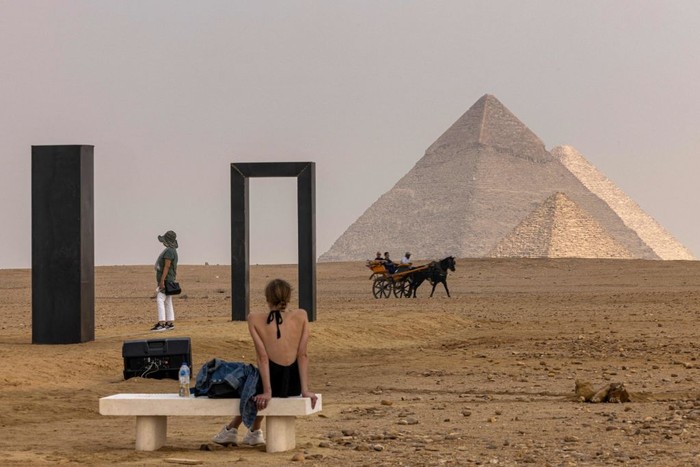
top-left (156, 291), bottom-right (175, 322)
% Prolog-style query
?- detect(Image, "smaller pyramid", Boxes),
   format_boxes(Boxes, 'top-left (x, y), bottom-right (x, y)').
top-left (489, 192), bottom-right (633, 259)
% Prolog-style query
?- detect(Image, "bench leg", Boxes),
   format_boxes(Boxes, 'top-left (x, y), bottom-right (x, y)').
top-left (134, 416), bottom-right (167, 451)
top-left (265, 416), bottom-right (296, 453)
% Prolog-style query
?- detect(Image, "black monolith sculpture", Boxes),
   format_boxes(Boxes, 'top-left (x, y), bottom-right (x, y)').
top-left (32, 145), bottom-right (95, 344)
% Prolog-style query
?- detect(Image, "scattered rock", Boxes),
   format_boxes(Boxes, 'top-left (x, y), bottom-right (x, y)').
top-left (163, 459), bottom-right (203, 465)
top-left (399, 417), bottom-right (419, 425)
top-left (291, 452), bottom-right (305, 462)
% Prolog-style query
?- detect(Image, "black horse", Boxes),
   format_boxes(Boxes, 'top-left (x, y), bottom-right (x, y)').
top-left (407, 256), bottom-right (456, 298)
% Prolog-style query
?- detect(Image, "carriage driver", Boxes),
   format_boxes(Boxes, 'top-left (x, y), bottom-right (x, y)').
top-left (400, 252), bottom-right (412, 265)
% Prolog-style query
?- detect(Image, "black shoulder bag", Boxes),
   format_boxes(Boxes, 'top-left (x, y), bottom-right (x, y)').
top-left (164, 280), bottom-right (181, 295)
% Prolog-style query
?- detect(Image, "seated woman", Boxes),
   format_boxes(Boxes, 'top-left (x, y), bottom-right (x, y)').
top-left (212, 279), bottom-right (317, 446)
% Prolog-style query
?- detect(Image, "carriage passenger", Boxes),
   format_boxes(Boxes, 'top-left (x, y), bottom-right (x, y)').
top-left (383, 252), bottom-right (397, 274)
top-left (400, 252), bottom-right (412, 265)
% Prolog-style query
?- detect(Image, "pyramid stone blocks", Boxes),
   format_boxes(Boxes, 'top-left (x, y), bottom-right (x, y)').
top-left (490, 193), bottom-right (633, 258)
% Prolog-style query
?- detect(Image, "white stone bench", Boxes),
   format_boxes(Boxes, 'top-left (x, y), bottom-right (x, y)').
top-left (99, 393), bottom-right (322, 453)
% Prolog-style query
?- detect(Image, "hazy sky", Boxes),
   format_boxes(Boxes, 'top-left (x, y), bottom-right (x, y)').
top-left (1, 1), bottom-right (699, 268)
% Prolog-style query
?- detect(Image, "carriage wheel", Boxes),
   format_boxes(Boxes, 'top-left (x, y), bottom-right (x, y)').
top-left (372, 278), bottom-right (385, 299)
top-left (392, 280), bottom-right (404, 298)
top-left (379, 279), bottom-right (392, 298)
top-left (373, 278), bottom-right (391, 298)
top-left (393, 279), bottom-right (411, 298)
top-left (401, 279), bottom-right (413, 298)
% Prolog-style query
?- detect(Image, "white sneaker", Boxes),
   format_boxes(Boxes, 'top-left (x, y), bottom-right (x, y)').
top-left (212, 425), bottom-right (238, 446)
top-left (242, 429), bottom-right (265, 446)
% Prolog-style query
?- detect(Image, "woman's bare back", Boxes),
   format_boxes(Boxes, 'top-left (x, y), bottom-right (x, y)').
top-left (248, 308), bottom-right (307, 366)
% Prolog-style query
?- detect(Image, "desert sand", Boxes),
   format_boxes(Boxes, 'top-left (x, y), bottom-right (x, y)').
top-left (1, 258), bottom-right (700, 466)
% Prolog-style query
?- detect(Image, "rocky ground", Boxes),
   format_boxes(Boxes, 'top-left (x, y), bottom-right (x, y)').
top-left (1, 258), bottom-right (700, 465)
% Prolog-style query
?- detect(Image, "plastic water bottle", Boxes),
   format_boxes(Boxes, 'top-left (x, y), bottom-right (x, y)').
top-left (178, 362), bottom-right (190, 397)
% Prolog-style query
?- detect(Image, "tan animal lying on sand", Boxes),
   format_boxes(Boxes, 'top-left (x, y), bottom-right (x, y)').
top-left (575, 380), bottom-right (630, 403)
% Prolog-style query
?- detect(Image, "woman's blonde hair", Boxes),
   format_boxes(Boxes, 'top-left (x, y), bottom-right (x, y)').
top-left (265, 279), bottom-right (292, 311)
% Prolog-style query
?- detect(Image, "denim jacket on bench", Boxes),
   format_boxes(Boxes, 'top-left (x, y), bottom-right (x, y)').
top-left (193, 358), bottom-right (260, 428)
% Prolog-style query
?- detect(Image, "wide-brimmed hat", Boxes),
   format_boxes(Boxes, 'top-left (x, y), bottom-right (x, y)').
top-left (158, 230), bottom-right (178, 248)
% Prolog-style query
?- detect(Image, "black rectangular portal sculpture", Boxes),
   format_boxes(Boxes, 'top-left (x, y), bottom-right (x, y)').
top-left (32, 145), bottom-right (95, 344)
top-left (231, 162), bottom-right (316, 322)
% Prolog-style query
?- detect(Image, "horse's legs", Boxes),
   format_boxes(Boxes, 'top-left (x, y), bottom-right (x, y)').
top-left (411, 277), bottom-right (424, 298)
top-left (429, 279), bottom-right (450, 297)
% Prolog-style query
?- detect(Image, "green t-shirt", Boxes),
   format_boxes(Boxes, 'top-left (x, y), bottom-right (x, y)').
top-left (155, 247), bottom-right (178, 283)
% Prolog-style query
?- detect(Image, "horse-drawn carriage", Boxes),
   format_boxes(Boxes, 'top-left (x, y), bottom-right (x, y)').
top-left (366, 261), bottom-right (416, 298)
top-left (366, 256), bottom-right (456, 298)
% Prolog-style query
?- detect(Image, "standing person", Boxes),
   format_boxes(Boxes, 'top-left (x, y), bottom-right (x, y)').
top-left (151, 230), bottom-right (178, 332)
top-left (212, 279), bottom-right (317, 446)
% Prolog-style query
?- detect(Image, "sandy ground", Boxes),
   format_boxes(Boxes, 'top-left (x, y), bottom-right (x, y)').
top-left (1, 258), bottom-right (700, 466)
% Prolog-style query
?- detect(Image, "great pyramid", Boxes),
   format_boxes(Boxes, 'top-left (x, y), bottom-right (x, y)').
top-left (319, 94), bottom-right (693, 261)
